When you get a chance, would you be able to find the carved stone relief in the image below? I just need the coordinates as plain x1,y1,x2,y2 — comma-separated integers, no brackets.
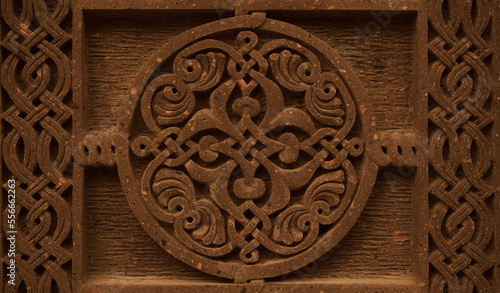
105,13,383,281
1,0,498,292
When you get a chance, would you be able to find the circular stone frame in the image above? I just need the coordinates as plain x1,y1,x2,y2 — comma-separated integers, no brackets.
114,13,381,281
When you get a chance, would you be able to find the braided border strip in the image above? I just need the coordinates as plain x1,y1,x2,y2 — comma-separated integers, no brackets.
1,0,73,292
428,0,496,291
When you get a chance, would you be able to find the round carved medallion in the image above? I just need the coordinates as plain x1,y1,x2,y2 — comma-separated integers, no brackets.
115,13,381,281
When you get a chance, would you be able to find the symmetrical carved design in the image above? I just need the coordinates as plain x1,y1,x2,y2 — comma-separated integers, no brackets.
428,0,495,291
1,0,497,290
112,13,384,281
1,0,73,292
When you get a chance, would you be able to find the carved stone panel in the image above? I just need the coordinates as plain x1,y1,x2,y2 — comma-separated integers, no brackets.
1,0,498,292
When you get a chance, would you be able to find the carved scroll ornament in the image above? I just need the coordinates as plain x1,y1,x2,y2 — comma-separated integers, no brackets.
86,13,389,281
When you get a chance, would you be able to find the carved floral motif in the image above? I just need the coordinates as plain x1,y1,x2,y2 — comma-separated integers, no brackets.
114,14,381,280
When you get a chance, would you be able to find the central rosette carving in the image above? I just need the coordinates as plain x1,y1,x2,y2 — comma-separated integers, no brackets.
131,29,364,264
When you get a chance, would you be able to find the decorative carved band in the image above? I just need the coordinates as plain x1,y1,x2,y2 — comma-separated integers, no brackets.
1,0,73,292
428,0,495,292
